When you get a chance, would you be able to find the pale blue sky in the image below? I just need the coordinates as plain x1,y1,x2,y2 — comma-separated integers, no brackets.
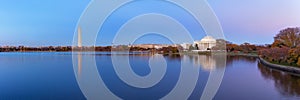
0,0,299,46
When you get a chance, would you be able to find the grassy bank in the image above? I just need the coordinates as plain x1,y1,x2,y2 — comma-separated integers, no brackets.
259,57,300,74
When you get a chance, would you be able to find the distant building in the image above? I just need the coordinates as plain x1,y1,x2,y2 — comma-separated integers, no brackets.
130,44,172,49
181,43,192,51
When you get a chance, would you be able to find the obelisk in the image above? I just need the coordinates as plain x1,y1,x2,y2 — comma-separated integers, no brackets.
78,27,82,48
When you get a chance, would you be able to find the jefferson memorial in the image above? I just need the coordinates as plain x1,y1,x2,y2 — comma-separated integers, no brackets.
194,36,217,51
181,36,217,51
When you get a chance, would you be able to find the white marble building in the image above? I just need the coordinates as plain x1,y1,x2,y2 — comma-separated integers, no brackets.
193,36,217,51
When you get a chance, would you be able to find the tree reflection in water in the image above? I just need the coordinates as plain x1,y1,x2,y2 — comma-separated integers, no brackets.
258,62,300,97
226,56,257,66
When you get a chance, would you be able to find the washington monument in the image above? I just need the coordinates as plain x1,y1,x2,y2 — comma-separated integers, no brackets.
77,27,82,47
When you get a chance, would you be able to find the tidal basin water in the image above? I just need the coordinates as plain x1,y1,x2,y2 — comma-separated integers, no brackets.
0,52,300,100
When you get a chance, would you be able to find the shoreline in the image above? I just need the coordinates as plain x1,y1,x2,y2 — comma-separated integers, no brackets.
226,52,258,57
258,57,300,74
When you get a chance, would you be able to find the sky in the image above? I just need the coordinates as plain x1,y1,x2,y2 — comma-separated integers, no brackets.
0,0,300,46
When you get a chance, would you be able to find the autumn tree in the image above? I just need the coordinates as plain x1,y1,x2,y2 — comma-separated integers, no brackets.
287,48,300,66
297,57,300,66
259,47,290,63
226,43,240,52
240,42,257,53
160,46,178,54
273,27,300,48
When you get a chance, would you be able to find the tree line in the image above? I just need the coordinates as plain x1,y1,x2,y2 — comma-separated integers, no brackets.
0,45,179,53
0,46,72,52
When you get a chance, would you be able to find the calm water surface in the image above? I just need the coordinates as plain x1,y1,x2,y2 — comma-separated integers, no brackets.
0,52,300,100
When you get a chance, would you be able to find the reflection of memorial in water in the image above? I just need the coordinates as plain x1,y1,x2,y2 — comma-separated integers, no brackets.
183,54,226,71
195,55,215,71
258,62,300,97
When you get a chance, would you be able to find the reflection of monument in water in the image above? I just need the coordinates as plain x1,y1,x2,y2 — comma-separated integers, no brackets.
183,55,216,71
194,55,216,71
